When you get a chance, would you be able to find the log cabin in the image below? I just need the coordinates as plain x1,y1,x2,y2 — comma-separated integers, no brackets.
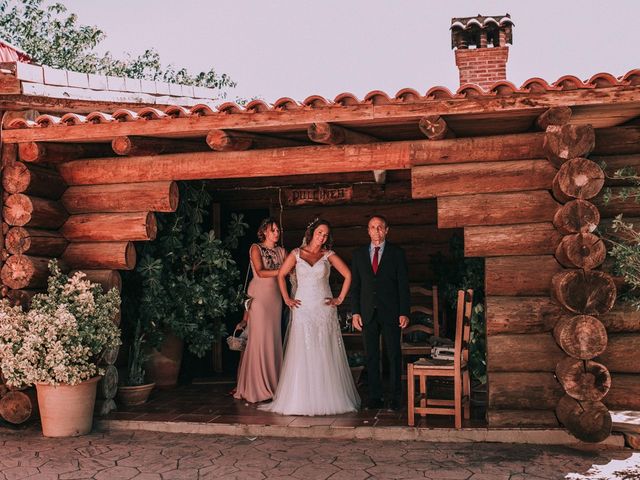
1,14,640,442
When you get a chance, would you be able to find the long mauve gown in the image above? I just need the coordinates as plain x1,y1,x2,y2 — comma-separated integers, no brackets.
234,244,285,403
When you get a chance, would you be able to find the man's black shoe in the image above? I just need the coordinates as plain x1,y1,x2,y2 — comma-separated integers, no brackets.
388,398,401,411
366,399,384,410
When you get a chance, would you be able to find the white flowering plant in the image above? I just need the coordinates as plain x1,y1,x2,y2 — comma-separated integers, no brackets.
0,260,121,387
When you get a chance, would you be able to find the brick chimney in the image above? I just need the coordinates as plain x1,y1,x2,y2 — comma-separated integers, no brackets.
451,14,513,89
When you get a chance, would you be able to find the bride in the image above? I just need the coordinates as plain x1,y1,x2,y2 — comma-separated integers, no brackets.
261,218,360,415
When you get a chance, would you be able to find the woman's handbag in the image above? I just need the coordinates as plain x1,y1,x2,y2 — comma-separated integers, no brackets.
227,327,247,351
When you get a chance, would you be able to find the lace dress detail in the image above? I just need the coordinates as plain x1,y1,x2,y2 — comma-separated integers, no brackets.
260,248,360,416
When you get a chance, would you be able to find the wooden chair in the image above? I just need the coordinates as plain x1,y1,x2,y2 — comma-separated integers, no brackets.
407,288,473,429
409,285,440,338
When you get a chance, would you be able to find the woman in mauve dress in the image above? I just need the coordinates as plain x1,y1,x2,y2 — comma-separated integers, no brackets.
234,218,285,403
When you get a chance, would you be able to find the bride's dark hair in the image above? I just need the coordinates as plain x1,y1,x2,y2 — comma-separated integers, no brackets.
303,218,333,249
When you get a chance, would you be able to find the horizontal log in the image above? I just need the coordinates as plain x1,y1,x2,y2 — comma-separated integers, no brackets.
552,270,617,315
487,409,559,428
555,395,611,443
553,200,600,235
0,255,52,289
555,357,610,402
604,374,640,410
280,201,437,230
487,296,640,335
437,190,560,228
71,269,122,293
486,296,563,335
593,187,640,218
464,222,562,257
488,333,564,372
18,141,112,163
61,181,178,214
62,242,136,270
542,124,595,168
418,116,453,140
536,106,572,131
5,227,68,256
3,194,68,229
488,372,563,409
4,289,39,308
412,159,556,199
61,212,157,242
551,158,604,203
2,162,66,199
207,129,305,151
593,126,640,155
307,122,377,145
57,134,546,186
596,334,640,373
485,255,561,296
553,315,607,360
112,136,208,156
554,233,606,270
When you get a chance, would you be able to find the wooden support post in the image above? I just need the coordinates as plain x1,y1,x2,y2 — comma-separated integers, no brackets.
307,122,377,144
5,227,68,256
543,124,595,168
551,270,616,315
0,254,53,289
112,136,207,156
553,315,608,359
3,194,68,229
551,158,605,203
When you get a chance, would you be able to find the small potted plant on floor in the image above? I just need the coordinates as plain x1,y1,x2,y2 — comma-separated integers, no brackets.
117,316,155,406
0,260,121,437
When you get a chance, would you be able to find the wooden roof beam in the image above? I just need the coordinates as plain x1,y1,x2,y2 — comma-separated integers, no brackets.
57,132,545,186
112,136,208,156
307,122,377,145
206,129,305,151
418,116,455,140
18,141,112,163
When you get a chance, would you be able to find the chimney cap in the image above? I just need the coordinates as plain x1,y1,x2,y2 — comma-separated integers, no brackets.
450,14,513,49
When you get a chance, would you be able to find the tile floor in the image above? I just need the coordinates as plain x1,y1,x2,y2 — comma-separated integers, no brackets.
105,379,486,430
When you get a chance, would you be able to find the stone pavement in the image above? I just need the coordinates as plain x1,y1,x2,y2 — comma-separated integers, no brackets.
0,425,638,479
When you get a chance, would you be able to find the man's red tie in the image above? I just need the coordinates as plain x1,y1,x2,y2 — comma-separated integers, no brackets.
372,246,380,274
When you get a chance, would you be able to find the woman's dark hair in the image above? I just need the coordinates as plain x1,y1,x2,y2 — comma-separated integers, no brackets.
257,217,280,243
304,218,333,249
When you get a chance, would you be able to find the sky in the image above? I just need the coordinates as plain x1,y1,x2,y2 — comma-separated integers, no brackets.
60,0,640,104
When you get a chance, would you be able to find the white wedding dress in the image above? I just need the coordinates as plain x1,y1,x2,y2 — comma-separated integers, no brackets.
261,248,360,415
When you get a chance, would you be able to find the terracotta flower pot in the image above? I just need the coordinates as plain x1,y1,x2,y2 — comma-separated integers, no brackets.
117,383,155,406
35,376,100,437
145,332,184,388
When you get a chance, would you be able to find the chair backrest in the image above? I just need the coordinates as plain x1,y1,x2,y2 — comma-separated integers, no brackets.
409,285,439,337
453,289,474,370
401,324,434,344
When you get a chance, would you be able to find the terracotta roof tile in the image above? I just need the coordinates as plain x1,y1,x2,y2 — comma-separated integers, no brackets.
6,67,639,130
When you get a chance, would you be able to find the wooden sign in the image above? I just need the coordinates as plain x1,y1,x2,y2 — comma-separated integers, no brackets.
284,186,353,206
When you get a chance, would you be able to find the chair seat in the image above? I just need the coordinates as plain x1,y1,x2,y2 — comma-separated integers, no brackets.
413,357,467,370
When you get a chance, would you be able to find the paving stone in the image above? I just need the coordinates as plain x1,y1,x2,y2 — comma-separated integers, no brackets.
2,466,39,480
365,464,425,479
130,474,161,480
176,454,214,470
327,469,371,480
420,466,473,479
199,464,240,479
94,466,140,480
160,468,199,479
332,453,375,470
292,463,340,480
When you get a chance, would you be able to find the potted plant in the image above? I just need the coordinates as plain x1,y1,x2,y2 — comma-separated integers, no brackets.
122,181,247,387
117,316,155,406
0,261,120,437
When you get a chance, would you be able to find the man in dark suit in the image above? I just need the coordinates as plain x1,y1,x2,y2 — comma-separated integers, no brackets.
351,215,410,411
